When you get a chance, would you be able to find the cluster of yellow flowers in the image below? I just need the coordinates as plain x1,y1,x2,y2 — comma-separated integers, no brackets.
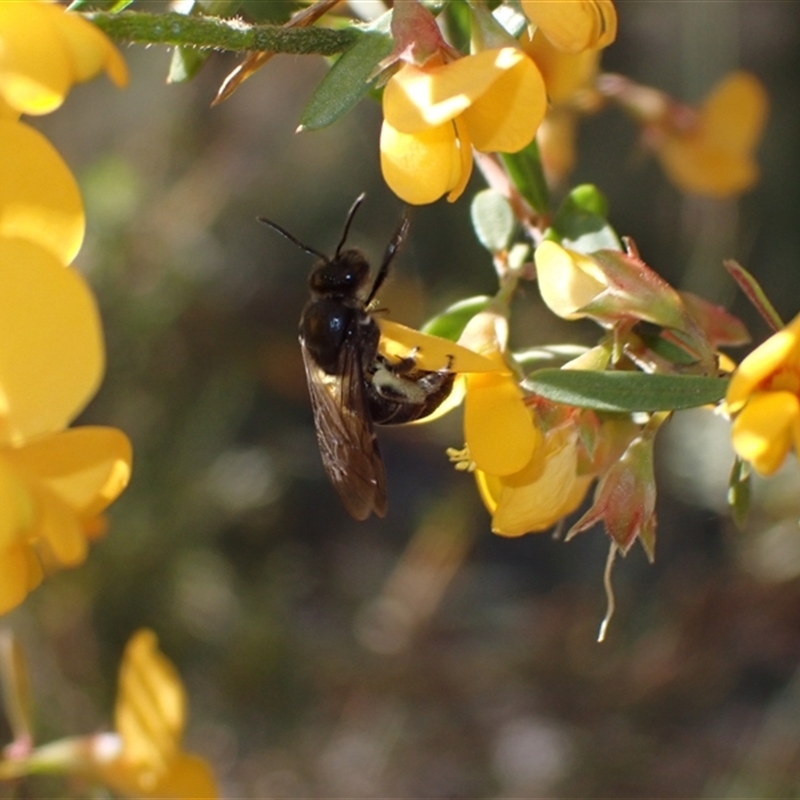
379,0,766,203
0,2,132,613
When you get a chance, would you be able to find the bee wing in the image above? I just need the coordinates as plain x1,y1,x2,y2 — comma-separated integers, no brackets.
300,338,387,520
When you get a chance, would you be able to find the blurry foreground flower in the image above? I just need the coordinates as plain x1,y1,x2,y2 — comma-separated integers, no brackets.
725,312,800,476
0,630,217,799
0,240,131,614
381,47,547,204
0,0,127,117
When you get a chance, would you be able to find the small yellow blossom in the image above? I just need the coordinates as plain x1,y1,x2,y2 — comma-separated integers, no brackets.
655,71,768,197
0,0,127,117
381,48,547,204
535,240,608,320
725,313,800,476
520,0,616,54
95,630,218,799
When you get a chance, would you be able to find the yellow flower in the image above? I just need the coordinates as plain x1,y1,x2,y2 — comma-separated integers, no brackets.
0,0,127,118
381,47,547,204
476,426,593,537
655,72,768,198
520,0,616,54
0,240,131,614
93,630,217,799
725,313,800,476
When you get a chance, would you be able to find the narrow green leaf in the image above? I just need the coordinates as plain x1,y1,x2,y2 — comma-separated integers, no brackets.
298,26,392,131
498,138,549,214
422,296,492,341
546,183,620,254
525,369,728,412
471,190,515,253
724,259,784,333
727,456,751,528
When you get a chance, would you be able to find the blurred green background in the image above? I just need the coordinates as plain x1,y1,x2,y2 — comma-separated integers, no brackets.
7,1,800,797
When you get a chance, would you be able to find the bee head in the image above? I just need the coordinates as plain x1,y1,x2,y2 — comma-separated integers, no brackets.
308,249,371,296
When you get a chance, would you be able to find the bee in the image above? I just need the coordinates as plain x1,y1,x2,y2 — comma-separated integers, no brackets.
259,195,455,520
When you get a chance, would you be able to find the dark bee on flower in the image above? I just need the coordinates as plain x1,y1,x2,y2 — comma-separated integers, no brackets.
259,195,455,519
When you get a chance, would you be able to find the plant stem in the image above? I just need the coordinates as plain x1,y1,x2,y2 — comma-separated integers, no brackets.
86,10,359,55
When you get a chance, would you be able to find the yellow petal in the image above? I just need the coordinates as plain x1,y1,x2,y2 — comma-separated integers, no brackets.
0,541,42,616
445,115,473,203
0,456,35,550
380,119,463,205
4,427,132,518
52,8,129,89
384,49,530,133
461,51,546,153
701,72,768,155
0,1,126,115
0,2,71,115
523,28,600,103
536,108,578,185
534,240,607,319
377,319,501,373
657,140,757,198
30,480,87,567
116,630,186,778
725,313,800,412
465,370,541,476
521,0,617,54
485,429,594,536
0,120,84,265
731,390,799,476
0,239,104,444
142,753,218,800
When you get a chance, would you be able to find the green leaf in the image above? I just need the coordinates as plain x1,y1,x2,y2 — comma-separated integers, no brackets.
727,456,751,528
498,139,549,214
471,190,515,253
298,21,393,131
168,47,210,83
525,369,729,412
545,184,621,253
422,296,492,341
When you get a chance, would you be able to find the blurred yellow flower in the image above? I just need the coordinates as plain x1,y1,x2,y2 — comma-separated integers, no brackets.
726,313,800,476
520,0,616,54
0,0,127,118
0,240,131,614
381,48,547,204
95,629,218,799
655,71,768,198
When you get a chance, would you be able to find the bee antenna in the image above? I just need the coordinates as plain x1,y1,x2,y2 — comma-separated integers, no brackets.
335,192,366,256
258,216,328,261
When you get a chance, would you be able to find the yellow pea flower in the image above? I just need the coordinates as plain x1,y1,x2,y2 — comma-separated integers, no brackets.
725,313,800,476
0,0,127,118
655,72,768,198
476,426,593,537
381,48,547,204
520,0,616,54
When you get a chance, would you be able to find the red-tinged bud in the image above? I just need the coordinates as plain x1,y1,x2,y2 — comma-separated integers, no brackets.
567,420,659,560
